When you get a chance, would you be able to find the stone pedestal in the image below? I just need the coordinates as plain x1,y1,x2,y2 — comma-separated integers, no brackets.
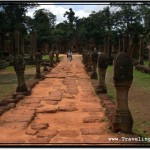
91,49,98,79
112,52,133,133
35,52,42,79
14,54,28,93
96,52,108,94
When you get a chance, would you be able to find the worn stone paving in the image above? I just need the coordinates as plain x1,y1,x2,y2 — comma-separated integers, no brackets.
0,55,140,146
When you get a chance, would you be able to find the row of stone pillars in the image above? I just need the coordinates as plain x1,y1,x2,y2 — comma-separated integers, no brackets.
14,51,42,95
82,50,133,133
103,33,150,68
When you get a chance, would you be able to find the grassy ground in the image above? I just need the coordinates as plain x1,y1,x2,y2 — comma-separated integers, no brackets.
42,55,58,62
105,64,150,139
0,65,39,100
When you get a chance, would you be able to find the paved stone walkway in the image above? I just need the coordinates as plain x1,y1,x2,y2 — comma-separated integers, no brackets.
0,55,140,146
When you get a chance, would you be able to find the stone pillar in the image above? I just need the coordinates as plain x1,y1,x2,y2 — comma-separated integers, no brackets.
112,52,133,133
35,51,42,79
91,49,98,79
14,54,28,93
139,38,144,65
96,52,108,93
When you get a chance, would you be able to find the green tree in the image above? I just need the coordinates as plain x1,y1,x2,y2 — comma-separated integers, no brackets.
33,8,56,47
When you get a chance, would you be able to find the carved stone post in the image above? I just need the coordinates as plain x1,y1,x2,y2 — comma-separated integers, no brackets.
96,52,108,93
91,48,98,79
14,54,28,92
35,51,42,79
112,52,133,133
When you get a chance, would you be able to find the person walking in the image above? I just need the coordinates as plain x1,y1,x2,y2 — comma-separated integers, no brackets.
67,50,72,61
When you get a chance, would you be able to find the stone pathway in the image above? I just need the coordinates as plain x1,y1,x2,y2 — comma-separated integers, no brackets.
0,55,141,146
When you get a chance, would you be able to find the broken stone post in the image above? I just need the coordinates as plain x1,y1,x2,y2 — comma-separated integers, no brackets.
35,51,42,79
112,52,133,133
96,52,108,93
91,48,98,79
14,54,28,93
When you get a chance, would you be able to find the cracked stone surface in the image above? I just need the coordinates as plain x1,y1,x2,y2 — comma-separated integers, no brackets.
0,54,140,145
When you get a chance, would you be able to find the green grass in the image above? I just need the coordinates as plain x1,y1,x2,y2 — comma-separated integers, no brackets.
106,65,116,101
42,55,60,62
144,60,149,66
106,65,150,100
0,65,38,100
133,69,150,90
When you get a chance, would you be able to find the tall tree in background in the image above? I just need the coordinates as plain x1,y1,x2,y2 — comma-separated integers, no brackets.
33,8,56,48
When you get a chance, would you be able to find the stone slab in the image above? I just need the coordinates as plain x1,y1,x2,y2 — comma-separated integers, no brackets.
80,128,106,135
58,130,79,137
36,129,58,138
83,116,104,123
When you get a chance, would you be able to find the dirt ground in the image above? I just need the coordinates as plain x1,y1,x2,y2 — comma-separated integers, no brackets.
0,54,149,146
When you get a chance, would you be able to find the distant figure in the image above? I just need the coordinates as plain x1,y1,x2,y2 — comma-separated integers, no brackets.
67,50,72,61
